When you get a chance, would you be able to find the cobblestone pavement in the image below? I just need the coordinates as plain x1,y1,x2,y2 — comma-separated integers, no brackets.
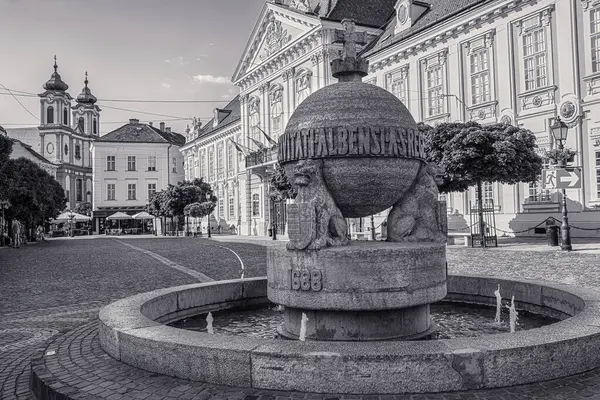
2,237,600,399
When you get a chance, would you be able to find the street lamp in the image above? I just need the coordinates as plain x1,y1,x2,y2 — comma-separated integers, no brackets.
206,193,212,238
0,200,10,247
550,116,572,252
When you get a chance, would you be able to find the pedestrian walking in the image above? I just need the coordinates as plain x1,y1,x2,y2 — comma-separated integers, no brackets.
11,219,21,248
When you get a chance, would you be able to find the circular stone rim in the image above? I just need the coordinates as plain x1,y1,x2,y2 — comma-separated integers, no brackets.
98,274,600,394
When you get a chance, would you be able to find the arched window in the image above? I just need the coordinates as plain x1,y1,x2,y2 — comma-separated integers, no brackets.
63,108,68,125
93,118,98,135
78,117,85,133
46,106,54,124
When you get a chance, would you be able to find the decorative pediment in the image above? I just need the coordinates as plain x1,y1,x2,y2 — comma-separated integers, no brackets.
232,3,319,83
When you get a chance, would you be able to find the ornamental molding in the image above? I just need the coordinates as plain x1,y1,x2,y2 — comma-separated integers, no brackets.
514,4,555,35
290,0,311,12
369,0,547,72
518,85,557,111
463,29,496,55
468,101,498,121
590,127,600,147
238,31,321,90
581,0,600,11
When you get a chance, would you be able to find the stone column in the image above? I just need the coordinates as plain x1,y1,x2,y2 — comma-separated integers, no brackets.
282,68,294,132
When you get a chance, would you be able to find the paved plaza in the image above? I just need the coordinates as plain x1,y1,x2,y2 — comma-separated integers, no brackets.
2,236,600,399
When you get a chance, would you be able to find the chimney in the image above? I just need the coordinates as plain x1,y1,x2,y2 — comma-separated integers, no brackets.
165,127,171,133
129,118,139,124
160,122,165,131
148,122,153,127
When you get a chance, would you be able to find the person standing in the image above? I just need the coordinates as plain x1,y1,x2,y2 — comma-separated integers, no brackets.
11,219,21,248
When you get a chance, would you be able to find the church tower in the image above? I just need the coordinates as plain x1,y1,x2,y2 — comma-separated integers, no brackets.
73,72,101,136
38,56,72,163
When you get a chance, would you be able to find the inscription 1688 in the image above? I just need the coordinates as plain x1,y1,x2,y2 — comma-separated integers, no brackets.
291,269,323,292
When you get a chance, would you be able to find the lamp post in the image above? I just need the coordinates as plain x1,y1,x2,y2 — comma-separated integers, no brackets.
550,116,572,252
0,200,10,247
206,193,212,238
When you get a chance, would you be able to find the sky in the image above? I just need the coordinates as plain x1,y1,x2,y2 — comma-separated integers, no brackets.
0,0,266,135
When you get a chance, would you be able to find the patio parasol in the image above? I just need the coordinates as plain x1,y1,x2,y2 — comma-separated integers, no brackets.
106,212,133,231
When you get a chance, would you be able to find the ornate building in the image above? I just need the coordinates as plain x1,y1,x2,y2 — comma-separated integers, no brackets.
229,0,385,236
363,0,600,235
179,98,243,234
6,58,100,210
186,0,600,238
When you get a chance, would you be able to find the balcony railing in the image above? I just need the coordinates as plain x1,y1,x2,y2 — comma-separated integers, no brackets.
245,145,278,169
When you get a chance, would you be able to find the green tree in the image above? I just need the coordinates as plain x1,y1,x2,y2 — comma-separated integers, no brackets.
420,121,543,245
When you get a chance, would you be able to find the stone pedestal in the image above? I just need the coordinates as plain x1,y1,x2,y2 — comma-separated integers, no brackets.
267,242,446,341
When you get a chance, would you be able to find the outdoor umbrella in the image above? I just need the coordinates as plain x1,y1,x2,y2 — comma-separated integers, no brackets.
133,211,154,233
106,212,133,231
132,211,153,220
52,212,92,223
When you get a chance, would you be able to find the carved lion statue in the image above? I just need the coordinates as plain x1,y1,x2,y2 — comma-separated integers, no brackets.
286,159,348,251
387,162,447,243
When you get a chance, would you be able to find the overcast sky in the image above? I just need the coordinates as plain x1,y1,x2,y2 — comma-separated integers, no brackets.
0,0,265,135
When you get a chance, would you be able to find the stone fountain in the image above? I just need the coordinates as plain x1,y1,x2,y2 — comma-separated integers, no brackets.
87,18,600,397
268,19,447,341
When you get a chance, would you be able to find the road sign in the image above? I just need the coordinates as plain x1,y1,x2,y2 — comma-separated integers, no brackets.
542,168,582,189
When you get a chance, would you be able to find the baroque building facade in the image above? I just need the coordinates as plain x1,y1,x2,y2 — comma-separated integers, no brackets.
5,59,100,210
186,0,600,238
180,98,243,234
364,0,600,236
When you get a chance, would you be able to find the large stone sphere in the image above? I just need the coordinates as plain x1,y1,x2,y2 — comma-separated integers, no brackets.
279,81,425,218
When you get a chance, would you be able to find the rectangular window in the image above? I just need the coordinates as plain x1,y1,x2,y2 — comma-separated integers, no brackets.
147,155,156,171
217,146,224,181
227,143,235,176
127,183,136,200
470,50,490,105
172,157,177,173
523,27,547,91
127,156,136,171
596,151,600,198
200,152,205,180
229,197,235,219
219,198,224,218
389,70,407,104
483,182,493,203
426,65,444,116
148,183,156,200
76,179,83,202
591,8,600,73
208,150,215,181
252,193,260,217
529,159,551,202
107,183,115,201
106,156,115,171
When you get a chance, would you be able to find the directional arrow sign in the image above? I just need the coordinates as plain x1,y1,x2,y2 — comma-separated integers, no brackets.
543,168,582,189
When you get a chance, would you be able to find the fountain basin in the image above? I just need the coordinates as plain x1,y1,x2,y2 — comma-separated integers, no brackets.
99,275,600,394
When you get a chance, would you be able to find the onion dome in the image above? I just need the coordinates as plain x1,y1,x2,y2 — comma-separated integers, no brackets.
76,72,97,104
43,56,69,92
